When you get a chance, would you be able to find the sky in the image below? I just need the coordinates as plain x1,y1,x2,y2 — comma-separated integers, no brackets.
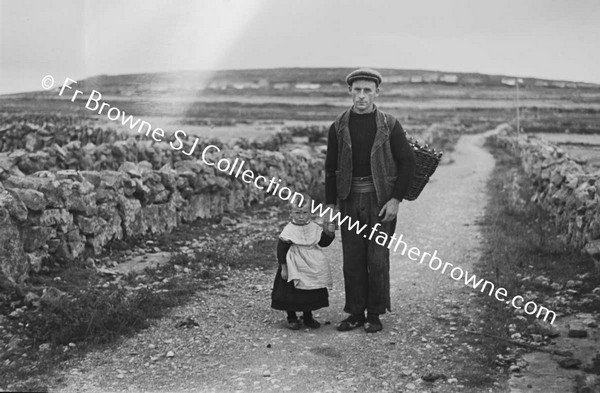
1,0,599,95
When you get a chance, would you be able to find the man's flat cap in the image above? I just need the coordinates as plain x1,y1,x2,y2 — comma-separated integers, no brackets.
345,68,383,87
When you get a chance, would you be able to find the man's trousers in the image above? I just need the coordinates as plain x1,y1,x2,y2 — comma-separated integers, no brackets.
339,191,396,315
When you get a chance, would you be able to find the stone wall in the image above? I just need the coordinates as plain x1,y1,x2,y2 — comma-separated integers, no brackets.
0,114,295,178
0,114,129,153
0,138,213,176
0,144,323,285
489,125,600,263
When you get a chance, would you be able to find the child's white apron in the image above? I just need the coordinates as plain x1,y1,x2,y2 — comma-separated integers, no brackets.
279,222,333,290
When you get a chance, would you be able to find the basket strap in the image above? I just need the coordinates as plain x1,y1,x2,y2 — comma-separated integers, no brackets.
383,112,409,138
382,112,393,132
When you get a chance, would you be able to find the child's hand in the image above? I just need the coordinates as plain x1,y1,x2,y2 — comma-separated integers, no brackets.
281,265,288,280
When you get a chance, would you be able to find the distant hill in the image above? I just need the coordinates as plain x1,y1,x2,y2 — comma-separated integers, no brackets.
3,67,599,123
67,67,599,97
3,68,598,100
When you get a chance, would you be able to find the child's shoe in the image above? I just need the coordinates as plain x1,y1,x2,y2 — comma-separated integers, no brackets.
303,318,321,329
287,318,300,330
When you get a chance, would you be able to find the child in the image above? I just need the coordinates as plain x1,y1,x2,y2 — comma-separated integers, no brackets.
271,194,335,330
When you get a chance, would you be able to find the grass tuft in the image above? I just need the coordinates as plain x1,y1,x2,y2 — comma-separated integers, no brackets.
0,215,278,391
473,138,600,333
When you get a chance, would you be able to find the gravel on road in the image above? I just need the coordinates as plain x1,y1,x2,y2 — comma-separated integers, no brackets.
52,130,504,393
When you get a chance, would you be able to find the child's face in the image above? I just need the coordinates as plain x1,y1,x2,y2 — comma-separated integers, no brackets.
290,203,311,225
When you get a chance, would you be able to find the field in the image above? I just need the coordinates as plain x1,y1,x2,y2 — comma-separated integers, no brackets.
534,133,600,169
2,94,598,138
3,71,599,170
2,68,600,392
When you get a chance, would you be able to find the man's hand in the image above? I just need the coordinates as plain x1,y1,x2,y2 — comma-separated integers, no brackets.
322,221,335,235
281,264,288,280
325,204,338,230
378,198,400,222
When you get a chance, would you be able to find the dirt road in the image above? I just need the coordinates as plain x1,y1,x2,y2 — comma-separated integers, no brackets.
53,129,501,393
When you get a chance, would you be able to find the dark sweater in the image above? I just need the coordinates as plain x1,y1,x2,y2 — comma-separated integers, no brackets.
325,110,415,204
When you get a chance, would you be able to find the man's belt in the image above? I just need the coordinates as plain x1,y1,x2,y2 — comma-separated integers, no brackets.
351,176,376,193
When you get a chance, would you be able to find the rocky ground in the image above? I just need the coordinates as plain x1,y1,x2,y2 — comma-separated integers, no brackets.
3,129,598,392
508,312,600,392
42,130,507,393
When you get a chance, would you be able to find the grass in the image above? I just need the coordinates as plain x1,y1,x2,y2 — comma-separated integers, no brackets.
0,206,279,392
470,138,600,342
433,136,600,389
2,98,598,391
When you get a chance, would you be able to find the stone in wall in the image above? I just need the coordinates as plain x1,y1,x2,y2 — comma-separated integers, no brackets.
54,227,85,261
0,215,29,284
119,161,142,178
68,192,97,215
8,188,46,211
99,171,125,190
79,171,102,188
0,190,27,223
158,164,177,190
118,196,145,237
31,208,72,228
77,216,107,235
60,177,97,216
181,193,212,222
21,226,56,253
143,171,170,204
86,213,122,254
142,203,178,234
37,177,66,209
3,174,48,191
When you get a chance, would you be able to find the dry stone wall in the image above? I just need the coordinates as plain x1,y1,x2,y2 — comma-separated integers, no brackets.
0,114,129,153
0,114,295,177
490,125,600,263
0,134,323,285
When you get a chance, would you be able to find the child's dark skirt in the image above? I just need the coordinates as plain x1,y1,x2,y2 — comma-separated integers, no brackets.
271,265,329,311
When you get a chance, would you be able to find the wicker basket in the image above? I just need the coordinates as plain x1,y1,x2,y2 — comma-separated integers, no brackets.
404,141,442,201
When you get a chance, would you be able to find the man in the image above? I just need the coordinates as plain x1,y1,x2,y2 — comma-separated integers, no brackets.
325,68,416,333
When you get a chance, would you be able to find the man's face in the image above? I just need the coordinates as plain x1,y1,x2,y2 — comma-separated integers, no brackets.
349,79,379,114
290,203,311,225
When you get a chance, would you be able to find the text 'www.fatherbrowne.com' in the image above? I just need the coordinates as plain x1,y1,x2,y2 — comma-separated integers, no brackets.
310,201,557,325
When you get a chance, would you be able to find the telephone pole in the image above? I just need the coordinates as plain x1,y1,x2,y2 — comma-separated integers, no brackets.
516,79,520,133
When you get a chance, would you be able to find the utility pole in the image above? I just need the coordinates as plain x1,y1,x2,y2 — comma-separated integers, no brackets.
516,79,520,134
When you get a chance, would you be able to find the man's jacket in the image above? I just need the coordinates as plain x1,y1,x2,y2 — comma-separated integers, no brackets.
332,105,411,206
